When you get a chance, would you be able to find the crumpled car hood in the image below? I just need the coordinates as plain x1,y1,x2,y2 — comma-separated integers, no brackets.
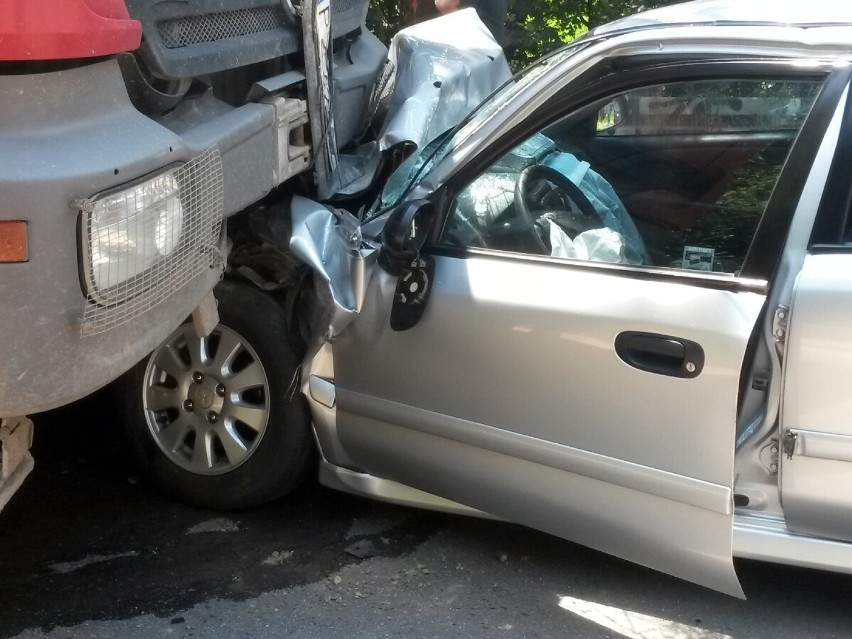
377,8,510,153
291,9,510,339
334,8,509,194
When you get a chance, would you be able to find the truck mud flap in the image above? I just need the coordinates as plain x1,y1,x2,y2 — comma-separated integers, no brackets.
0,417,34,513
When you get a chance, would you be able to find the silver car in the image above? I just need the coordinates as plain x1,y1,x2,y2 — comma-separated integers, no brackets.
123,0,852,597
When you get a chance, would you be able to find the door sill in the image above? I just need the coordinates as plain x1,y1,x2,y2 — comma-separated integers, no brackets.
734,511,852,574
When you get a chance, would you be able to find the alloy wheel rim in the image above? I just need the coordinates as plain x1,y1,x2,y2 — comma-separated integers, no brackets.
142,323,271,475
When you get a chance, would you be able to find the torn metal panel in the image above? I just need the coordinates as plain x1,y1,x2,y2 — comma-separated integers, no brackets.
377,8,511,153
333,142,383,196
332,9,511,197
289,195,378,340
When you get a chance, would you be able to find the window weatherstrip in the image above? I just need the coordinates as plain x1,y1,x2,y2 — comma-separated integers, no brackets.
429,246,768,295
809,77,852,246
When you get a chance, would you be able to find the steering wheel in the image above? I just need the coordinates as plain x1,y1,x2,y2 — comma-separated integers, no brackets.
514,164,600,253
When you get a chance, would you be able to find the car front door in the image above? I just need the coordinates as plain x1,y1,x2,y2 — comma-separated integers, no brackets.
330,56,840,596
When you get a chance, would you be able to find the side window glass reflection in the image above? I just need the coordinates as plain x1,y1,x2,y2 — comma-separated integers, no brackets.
441,77,823,275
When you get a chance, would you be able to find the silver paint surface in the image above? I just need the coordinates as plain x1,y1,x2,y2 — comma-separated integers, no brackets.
781,253,852,542
331,255,763,597
288,8,852,596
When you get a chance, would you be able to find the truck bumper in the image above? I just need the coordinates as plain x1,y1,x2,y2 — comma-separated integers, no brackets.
0,60,246,416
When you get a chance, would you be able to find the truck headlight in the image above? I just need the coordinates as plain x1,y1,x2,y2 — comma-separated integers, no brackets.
78,147,224,336
83,169,184,301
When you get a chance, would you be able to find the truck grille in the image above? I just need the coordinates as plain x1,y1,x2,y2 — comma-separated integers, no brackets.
157,6,286,49
331,0,360,11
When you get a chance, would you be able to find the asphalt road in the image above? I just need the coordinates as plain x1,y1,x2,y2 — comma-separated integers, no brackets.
2,389,852,639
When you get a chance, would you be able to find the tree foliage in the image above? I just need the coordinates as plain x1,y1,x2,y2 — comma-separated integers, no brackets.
366,0,680,70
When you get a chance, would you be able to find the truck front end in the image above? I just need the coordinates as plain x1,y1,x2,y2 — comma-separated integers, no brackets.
0,0,383,510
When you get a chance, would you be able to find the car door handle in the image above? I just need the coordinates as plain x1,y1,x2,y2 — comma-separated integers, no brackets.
615,331,704,378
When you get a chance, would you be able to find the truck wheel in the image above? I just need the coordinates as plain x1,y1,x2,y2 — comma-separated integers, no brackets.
123,279,313,509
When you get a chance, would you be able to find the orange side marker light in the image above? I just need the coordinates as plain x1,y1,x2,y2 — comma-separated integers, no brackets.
0,221,28,263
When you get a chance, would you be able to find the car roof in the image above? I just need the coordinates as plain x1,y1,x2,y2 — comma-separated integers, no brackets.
593,0,852,35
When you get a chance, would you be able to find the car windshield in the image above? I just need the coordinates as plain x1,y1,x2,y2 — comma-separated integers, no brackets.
378,41,589,210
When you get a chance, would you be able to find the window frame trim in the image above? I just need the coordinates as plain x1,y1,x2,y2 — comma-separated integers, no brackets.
741,64,852,278
808,77,852,247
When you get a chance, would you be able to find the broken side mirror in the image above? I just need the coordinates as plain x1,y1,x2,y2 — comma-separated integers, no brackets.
377,199,438,331
377,199,436,276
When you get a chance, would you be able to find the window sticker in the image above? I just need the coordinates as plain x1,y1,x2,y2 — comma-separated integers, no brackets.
682,246,715,271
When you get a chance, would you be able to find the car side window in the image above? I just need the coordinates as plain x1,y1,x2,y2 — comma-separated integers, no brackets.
440,77,823,274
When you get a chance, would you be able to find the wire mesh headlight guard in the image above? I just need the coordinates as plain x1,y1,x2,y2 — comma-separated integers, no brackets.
78,147,225,336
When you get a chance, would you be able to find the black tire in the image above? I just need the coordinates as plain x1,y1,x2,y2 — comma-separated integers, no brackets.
122,279,313,509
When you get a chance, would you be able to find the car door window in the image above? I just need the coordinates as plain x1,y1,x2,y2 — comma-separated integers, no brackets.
440,77,822,275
